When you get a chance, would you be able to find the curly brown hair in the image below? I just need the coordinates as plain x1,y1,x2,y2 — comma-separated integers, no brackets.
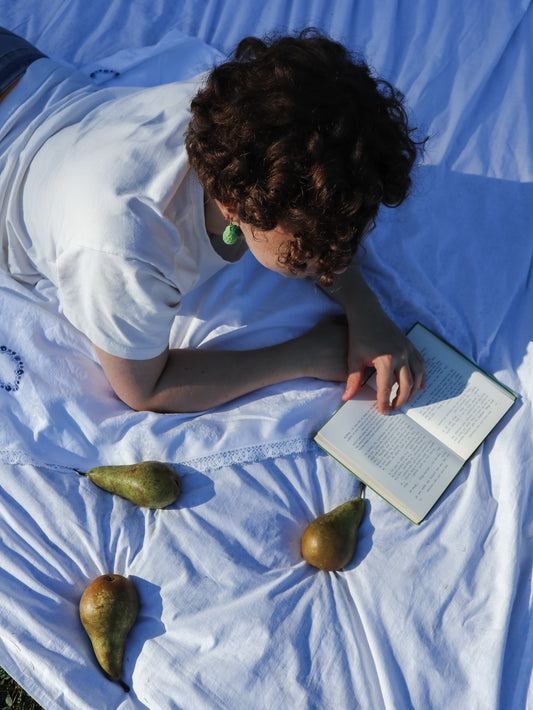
185,29,424,284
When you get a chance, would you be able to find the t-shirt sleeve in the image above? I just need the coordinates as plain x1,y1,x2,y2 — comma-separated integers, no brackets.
57,245,181,360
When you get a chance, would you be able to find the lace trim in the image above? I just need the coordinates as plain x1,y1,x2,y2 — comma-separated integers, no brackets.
179,437,316,472
0,437,319,473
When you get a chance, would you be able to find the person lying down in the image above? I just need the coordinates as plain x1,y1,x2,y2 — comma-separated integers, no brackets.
0,26,425,415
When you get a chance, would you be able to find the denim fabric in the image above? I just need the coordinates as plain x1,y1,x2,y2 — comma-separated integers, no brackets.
0,27,46,95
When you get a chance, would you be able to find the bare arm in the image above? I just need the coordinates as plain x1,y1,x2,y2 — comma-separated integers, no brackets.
319,262,425,413
94,316,348,413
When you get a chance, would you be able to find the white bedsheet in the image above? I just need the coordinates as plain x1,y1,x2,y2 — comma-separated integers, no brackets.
0,2,531,709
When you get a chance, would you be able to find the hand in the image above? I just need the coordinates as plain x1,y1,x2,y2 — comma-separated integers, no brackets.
318,262,425,414
342,315,426,414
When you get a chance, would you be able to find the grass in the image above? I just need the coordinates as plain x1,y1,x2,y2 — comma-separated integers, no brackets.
0,668,42,710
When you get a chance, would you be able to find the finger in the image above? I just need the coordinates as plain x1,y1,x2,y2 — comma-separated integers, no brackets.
410,347,426,391
342,368,365,401
375,362,395,415
415,352,426,391
391,365,414,409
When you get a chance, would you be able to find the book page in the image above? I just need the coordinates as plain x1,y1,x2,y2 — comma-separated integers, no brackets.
315,388,464,522
401,325,516,459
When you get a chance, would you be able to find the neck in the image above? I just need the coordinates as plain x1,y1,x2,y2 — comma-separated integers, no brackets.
204,197,228,236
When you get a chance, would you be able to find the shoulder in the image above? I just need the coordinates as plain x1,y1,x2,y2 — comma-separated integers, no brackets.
24,83,195,254
56,245,182,359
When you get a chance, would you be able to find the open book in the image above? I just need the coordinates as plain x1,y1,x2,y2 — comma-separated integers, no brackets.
314,323,517,524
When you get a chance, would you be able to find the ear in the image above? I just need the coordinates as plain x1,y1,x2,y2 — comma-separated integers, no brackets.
214,199,238,222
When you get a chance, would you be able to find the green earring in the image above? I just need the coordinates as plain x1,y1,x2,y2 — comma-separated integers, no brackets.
222,223,242,245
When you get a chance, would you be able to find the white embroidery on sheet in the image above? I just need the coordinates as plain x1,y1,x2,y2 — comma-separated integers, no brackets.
0,345,24,392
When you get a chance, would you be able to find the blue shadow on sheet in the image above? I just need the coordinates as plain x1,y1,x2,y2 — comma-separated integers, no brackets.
174,466,215,508
127,576,166,709
342,498,374,572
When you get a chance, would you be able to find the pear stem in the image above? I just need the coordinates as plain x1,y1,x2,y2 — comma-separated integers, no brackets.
357,481,365,499
104,672,130,692
73,468,88,476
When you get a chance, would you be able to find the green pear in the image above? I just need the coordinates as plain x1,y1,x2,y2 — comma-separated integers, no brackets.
79,460,182,508
301,486,366,571
79,574,139,690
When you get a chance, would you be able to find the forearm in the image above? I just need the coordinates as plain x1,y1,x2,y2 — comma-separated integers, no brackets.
95,315,349,414
145,341,307,413
319,262,385,325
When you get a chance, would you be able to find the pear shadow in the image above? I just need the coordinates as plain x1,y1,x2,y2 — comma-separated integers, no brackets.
119,688,151,709
123,577,166,706
129,576,166,641
343,498,375,571
171,466,215,509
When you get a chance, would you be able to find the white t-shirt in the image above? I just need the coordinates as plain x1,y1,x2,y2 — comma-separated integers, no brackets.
0,58,231,360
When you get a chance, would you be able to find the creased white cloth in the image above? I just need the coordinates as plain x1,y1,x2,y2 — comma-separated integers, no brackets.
0,3,531,710
0,254,343,472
